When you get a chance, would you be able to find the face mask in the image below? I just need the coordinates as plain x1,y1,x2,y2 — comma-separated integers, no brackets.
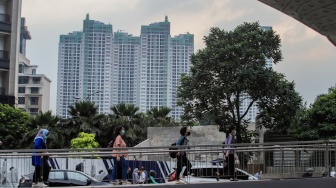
121,130,125,135
43,132,49,140
186,132,191,136
232,130,236,136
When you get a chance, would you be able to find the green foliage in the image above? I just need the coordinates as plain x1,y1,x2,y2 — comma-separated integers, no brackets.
21,111,63,149
146,106,174,127
71,132,99,149
110,103,145,146
67,100,104,135
0,104,29,149
178,22,302,143
295,86,336,140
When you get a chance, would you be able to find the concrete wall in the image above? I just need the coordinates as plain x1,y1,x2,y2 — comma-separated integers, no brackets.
147,125,225,147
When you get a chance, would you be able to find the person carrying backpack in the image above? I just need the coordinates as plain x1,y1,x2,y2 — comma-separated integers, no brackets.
175,127,192,184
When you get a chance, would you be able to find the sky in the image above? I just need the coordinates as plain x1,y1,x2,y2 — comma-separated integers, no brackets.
22,0,336,114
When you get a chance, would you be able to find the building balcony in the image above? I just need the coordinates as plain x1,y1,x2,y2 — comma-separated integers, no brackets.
0,13,11,33
0,50,9,70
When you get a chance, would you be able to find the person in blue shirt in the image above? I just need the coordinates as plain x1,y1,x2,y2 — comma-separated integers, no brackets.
32,129,49,186
175,127,192,184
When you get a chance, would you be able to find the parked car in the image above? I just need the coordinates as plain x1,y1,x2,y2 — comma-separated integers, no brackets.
18,169,110,187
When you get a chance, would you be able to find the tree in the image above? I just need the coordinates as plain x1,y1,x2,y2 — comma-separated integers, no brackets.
67,100,104,135
0,104,29,149
178,22,301,143
295,86,336,140
110,103,144,146
70,132,99,149
21,111,64,149
146,106,174,127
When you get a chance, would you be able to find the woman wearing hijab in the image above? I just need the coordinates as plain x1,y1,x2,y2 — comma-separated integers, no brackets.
32,129,49,186
111,126,129,185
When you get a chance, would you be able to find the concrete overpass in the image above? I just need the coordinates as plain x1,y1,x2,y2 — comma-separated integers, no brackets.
258,0,336,46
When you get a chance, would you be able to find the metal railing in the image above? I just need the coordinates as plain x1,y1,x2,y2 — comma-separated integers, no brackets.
0,140,335,187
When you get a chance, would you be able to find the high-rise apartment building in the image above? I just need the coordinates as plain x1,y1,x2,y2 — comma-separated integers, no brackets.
0,0,22,106
57,14,112,118
57,31,82,118
139,16,171,112
57,16,194,120
111,31,140,106
170,33,194,120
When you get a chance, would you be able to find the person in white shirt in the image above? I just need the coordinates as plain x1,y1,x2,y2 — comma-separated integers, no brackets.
139,170,146,184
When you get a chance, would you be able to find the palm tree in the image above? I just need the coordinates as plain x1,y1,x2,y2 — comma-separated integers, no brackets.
67,100,104,136
110,103,144,146
147,106,174,127
21,111,64,149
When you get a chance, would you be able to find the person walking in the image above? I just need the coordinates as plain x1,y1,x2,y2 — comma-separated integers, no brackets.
224,125,236,181
32,129,49,187
175,127,192,184
111,126,129,185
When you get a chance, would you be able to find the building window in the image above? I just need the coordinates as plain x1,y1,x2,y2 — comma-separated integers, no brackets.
18,76,29,84
29,108,39,114
19,64,24,73
18,97,25,104
32,77,41,84
30,97,39,105
32,69,36,75
18,87,26,93
31,87,39,94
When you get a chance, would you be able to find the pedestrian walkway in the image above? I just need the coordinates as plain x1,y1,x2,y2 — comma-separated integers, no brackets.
112,178,336,188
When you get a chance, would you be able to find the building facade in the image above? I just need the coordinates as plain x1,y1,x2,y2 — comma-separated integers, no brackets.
57,16,194,120
17,17,51,114
170,33,194,120
111,31,140,106
57,14,113,118
139,16,172,113
0,0,21,106
17,54,51,114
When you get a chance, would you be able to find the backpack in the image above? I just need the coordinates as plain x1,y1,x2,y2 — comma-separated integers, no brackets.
169,137,186,158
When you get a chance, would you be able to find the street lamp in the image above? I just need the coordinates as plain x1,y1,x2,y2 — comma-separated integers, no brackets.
86,90,102,101
75,90,102,101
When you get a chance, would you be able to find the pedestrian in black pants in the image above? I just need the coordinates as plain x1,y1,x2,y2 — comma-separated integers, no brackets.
224,126,236,181
175,127,192,184
32,129,50,187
